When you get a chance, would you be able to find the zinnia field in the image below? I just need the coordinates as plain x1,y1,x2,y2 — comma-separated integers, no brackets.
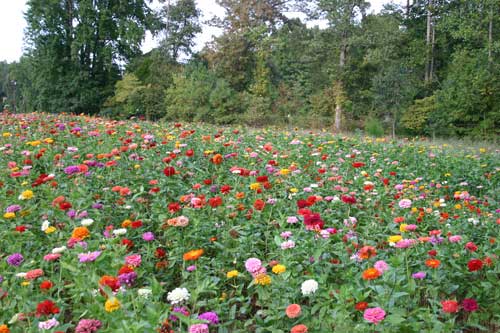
0,112,498,333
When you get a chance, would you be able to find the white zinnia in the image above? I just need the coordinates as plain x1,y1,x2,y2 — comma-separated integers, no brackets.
113,228,127,236
167,287,190,304
52,246,67,254
301,279,319,295
138,288,152,298
41,220,50,231
81,218,94,226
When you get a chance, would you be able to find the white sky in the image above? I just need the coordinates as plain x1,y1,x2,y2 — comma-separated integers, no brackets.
0,0,404,63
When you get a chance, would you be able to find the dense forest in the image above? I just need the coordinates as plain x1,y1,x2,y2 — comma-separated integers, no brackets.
0,0,499,139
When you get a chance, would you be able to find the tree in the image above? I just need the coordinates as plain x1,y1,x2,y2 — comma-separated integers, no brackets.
315,0,370,131
158,0,202,61
24,0,156,114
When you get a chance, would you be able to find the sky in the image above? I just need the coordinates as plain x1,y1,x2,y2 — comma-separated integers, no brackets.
0,0,404,63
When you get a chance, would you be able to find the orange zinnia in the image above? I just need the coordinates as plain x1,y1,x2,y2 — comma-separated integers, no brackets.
183,249,204,261
425,259,441,268
358,246,377,260
212,154,223,165
362,267,381,280
71,226,90,240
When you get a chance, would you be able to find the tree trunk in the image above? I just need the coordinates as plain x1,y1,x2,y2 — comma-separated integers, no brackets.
406,0,411,17
488,8,493,63
430,23,435,82
425,0,433,83
335,36,347,132
392,115,396,139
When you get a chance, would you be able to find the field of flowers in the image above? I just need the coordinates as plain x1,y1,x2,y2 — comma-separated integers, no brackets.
0,112,498,333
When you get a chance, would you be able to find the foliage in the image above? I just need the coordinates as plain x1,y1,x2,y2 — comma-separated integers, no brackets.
364,117,384,137
158,0,202,60
402,95,437,134
0,0,497,140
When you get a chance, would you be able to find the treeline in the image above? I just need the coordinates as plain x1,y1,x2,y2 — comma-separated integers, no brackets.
1,0,499,139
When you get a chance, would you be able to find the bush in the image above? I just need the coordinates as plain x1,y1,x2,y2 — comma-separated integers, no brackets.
364,117,385,137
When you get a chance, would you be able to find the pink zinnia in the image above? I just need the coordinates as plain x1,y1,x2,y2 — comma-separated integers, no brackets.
364,307,386,325
448,235,462,243
75,319,102,333
188,323,209,333
43,253,62,261
245,258,262,273
374,260,389,274
125,254,142,267
398,199,412,209
395,239,416,248
26,269,44,280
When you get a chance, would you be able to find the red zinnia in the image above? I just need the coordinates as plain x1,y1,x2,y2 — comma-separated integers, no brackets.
36,300,60,317
163,166,176,176
39,280,54,291
352,162,365,168
441,300,459,313
341,195,357,205
253,199,266,211
209,197,223,208
461,298,478,312
303,213,324,230
467,259,483,272
355,301,369,311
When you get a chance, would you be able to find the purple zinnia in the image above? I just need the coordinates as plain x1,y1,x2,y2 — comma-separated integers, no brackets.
412,271,426,279
170,306,190,322
64,165,80,175
198,311,219,325
142,232,155,242
118,271,137,287
92,203,103,209
5,205,21,213
78,251,102,263
7,253,24,266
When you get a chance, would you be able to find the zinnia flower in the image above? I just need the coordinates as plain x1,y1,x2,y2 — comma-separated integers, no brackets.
425,259,441,269
6,253,23,266
167,287,190,304
188,324,209,333
38,318,59,330
467,259,483,272
461,298,478,312
290,324,308,333
398,199,412,208
412,272,426,279
104,298,121,312
245,258,262,273
78,251,101,263
441,300,459,313
301,279,318,295
285,304,301,318
363,307,386,325
75,319,102,333
198,311,219,325
362,268,382,280
183,249,204,261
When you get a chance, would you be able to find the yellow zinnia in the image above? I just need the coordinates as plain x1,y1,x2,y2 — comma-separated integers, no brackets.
104,298,121,312
272,264,286,275
254,274,271,286
388,235,402,244
226,270,239,278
